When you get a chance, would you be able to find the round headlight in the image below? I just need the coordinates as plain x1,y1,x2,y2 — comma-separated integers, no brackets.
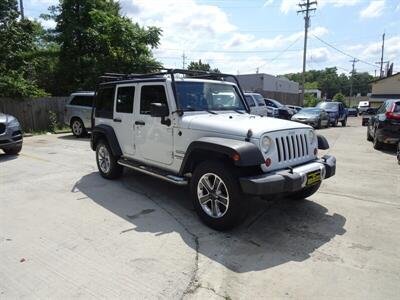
7,117,20,128
261,136,272,153
308,130,316,144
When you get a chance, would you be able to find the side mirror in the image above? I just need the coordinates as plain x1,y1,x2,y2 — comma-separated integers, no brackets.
150,103,171,126
150,103,169,117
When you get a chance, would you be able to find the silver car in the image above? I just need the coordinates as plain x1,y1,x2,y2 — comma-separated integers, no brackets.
64,92,94,137
291,108,330,129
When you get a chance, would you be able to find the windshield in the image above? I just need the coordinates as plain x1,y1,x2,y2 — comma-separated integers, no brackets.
268,99,283,108
253,94,266,106
300,108,321,115
175,82,245,111
317,102,338,110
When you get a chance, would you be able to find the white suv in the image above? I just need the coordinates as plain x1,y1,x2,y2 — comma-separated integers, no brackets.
91,69,336,230
244,92,277,117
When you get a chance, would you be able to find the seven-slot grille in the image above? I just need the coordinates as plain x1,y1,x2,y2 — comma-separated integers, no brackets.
275,133,310,162
0,123,5,135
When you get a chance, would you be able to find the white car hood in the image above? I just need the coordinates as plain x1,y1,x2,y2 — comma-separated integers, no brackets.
181,113,311,138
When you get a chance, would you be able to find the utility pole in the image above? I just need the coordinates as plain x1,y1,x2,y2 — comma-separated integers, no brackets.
349,58,358,107
19,0,24,19
379,33,385,78
297,0,317,105
182,52,187,69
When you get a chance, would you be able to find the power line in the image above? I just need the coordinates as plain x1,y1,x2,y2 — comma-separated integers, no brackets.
312,34,378,68
297,0,317,103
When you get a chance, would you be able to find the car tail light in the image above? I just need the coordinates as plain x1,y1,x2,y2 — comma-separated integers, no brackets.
385,103,400,120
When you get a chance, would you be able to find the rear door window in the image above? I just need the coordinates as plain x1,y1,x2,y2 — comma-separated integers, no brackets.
70,95,94,107
116,86,135,113
95,86,115,119
245,96,256,107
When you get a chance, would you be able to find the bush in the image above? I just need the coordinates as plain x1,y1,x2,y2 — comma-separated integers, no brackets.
304,95,319,107
48,110,58,132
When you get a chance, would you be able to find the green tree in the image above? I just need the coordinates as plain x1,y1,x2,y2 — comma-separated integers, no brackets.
187,60,220,73
333,92,345,102
44,0,162,95
0,0,48,97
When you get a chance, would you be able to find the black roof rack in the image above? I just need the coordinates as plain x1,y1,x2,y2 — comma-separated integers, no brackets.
98,68,248,113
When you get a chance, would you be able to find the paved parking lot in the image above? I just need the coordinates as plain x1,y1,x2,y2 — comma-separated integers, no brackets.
1,117,399,299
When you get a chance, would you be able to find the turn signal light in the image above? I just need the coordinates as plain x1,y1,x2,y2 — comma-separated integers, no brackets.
265,158,272,167
232,153,240,161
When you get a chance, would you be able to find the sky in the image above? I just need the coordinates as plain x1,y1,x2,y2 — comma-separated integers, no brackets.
24,0,400,76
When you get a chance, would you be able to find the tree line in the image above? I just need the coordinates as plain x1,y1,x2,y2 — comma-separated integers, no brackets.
0,0,161,97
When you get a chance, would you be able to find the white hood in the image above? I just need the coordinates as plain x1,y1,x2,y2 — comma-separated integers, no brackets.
180,113,311,138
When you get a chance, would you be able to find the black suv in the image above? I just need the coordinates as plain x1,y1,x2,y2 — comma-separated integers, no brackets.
367,99,400,150
264,98,295,120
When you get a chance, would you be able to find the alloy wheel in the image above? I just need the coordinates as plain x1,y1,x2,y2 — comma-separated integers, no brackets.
197,173,230,218
98,145,111,173
72,120,83,136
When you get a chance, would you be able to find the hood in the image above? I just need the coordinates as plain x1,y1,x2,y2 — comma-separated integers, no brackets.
293,113,317,119
181,113,311,138
0,113,8,123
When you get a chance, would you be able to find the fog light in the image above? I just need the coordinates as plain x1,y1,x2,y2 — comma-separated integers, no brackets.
314,148,318,156
265,158,272,167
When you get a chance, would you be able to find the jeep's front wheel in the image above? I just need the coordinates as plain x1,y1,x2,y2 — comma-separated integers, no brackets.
190,161,244,230
96,139,123,179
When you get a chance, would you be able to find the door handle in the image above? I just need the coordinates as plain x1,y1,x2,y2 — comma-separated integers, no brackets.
113,118,122,123
135,121,145,126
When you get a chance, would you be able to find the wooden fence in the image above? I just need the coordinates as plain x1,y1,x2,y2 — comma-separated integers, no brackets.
0,97,69,132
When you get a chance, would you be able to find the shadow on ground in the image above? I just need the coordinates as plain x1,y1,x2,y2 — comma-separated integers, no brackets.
74,170,346,273
0,153,19,162
57,134,91,142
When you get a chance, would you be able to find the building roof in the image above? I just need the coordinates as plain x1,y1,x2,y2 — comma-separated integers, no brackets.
369,72,400,84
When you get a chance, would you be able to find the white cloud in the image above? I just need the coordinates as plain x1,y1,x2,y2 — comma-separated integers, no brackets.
280,0,360,14
263,0,274,6
360,0,385,18
308,47,330,63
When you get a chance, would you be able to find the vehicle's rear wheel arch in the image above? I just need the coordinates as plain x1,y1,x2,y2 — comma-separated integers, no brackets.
91,125,122,157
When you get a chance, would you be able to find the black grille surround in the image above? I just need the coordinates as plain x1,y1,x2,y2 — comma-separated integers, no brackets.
0,123,5,134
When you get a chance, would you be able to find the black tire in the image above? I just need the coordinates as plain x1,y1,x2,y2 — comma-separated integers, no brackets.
190,160,244,231
71,118,86,138
326,120,330,128
367,127,373,141
341,118,347,127
316,119,322,129
3,144,22,155
96,139,123,179
288,183,321,201
373,129,384,150
397,142,400,165
332,118,338,127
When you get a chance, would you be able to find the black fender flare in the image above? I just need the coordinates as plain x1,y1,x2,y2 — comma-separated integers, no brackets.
317,134,330,150
91,124,122,156
179,137,265,175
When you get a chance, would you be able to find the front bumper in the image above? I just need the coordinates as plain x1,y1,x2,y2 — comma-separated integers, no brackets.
0,129,23,149
240,155,336,195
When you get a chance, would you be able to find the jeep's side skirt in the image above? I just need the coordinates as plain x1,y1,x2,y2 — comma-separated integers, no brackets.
118,158,188,186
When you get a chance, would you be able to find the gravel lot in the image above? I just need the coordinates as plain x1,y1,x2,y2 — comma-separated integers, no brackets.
1,117,399,299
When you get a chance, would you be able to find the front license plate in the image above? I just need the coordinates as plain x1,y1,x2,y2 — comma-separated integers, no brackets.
306,170,321,186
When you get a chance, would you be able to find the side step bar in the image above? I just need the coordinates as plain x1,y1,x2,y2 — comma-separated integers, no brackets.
118,158,188,186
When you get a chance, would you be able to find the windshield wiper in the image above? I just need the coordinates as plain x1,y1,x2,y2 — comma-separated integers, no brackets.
233,109,244,114
205,109,217,115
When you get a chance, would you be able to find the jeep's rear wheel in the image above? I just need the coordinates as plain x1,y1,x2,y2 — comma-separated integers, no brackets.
96,139,123,179
288,183,321,201
190,161,244,230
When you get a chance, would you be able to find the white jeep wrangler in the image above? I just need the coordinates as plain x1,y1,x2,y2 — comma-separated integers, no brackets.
91,69,336,230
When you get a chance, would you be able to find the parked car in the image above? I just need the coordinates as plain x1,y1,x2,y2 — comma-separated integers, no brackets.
347,107,358,117
362,108,378,126
358,101,370,115
397,141,400,165
244,93,276,117
286,105,303,113
367,99,400,150
0,113,23,155
316,101,347,127
64,91,95,137
264,98,295,120
291,108,330,129
91,69,336,230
